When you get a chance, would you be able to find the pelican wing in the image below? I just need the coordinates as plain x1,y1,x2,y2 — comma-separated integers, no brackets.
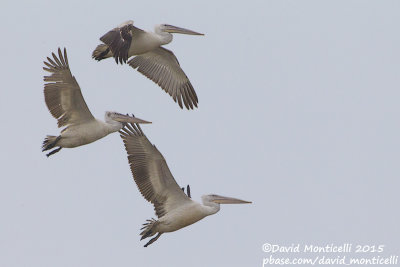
128,47,198,110
100,20,144,64
43,48,94,127
119,123,191,218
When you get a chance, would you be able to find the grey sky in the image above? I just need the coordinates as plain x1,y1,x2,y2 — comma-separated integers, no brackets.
1,1,399,266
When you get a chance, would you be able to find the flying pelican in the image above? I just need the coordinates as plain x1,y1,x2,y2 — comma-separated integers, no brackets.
119,123,251,247
92,20,204,110
42,48,151,157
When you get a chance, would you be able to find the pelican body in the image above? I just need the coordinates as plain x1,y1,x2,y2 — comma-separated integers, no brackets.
42,48,151,157
119,123,251,247
149,194,247,234
92,21,204,110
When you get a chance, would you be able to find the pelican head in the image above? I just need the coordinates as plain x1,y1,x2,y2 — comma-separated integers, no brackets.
202,194,252,205
157,24,204,36
105,111,151,125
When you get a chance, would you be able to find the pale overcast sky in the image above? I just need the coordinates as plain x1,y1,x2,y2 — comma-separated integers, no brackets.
1,1,399,266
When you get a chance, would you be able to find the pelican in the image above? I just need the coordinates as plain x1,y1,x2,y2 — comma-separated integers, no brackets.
42,48,151,157
119,123,251,247
92,20,204,110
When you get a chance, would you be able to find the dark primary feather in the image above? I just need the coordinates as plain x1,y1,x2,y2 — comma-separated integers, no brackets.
100,23,134,64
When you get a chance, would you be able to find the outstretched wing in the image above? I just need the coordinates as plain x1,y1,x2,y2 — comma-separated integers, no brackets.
119,123,191,218
128,47,198,110
100,20,144,64
43,48,95,127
